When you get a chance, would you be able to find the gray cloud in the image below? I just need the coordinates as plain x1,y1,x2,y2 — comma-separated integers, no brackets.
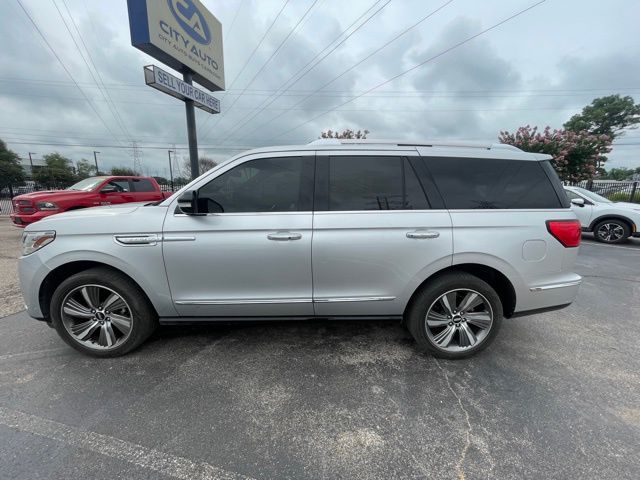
0,0,638,173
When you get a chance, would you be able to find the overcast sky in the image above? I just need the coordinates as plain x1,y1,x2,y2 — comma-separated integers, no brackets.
1,0,639,177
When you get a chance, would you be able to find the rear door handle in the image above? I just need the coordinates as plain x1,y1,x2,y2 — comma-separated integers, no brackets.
406,230,440,239
267,231,302,241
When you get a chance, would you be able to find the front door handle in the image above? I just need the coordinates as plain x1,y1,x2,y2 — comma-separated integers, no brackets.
267,231,302,241
406,230,440,239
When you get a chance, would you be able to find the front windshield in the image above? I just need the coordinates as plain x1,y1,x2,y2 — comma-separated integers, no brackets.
66,177,105,191
573,187,612,204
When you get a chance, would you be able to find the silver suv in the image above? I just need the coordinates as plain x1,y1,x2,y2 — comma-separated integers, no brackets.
19,139,582,359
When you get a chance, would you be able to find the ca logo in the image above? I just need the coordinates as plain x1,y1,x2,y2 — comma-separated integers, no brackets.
168,0,212,45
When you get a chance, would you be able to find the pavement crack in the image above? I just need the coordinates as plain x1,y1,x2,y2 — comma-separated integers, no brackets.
435,359,472,480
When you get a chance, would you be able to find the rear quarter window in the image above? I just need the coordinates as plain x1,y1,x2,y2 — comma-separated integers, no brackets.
131,179,156,192
425,157,565,209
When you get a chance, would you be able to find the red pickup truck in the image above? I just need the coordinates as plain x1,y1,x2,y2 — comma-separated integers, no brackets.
11,176,173,227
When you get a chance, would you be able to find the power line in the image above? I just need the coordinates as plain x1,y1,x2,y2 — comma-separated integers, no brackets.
14,0,123,146
198,0,292,136
222,0,454,144
201,0,321,140
224,0,247,43
2,76,639,96
59,0,131,142
4,89,639,106
51,0,129,144
206,0,391,143
271,0,549,141
4,140,252,150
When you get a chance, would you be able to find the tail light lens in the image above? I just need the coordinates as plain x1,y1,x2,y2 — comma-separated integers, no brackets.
546,220,581,247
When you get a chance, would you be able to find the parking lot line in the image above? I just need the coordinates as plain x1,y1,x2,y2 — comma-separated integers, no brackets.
0,407,254,480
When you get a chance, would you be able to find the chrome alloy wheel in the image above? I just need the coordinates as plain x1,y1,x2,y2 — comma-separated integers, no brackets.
425,289,493,352
597,222,625,242
60,284,133,350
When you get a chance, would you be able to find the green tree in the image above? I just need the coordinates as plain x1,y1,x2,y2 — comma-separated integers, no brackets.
76,159,97,180
152,176,169,184
564,95,640,170
499,126,611,182
600,167,640,180
320,128,369,139
0,139,25,188
564,95,640,138
33,153,76,185
110,166,140,176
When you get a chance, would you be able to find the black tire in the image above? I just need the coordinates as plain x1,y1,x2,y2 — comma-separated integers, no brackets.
50,267,157,357
593,219,630,244
406,272,503,360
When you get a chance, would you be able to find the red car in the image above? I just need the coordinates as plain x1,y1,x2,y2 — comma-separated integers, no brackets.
11,176,173,227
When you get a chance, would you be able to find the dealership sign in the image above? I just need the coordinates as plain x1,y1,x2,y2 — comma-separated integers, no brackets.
127,0,225,91
144,65,219,113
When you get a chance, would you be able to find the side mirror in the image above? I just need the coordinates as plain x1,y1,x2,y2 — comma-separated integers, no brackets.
177,190,199,215
101,185,118,194
570,198,585,207
177,190,224,215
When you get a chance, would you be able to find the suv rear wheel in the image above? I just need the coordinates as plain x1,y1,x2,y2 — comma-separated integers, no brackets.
594,219,630,244
407,272,503,359
50,267,157,357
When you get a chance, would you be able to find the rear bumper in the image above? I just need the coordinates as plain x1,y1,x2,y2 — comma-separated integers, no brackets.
514,274,582,315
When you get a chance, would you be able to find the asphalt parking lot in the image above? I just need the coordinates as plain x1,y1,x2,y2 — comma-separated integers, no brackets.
0,220,638,479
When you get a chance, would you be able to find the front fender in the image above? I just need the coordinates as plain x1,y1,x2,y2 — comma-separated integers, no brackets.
41,248,178,317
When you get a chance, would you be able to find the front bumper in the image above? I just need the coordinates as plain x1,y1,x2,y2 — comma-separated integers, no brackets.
10,210,56,227
18,251,51,319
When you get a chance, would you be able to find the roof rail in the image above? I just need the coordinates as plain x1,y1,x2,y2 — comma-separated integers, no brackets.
307,138,522,151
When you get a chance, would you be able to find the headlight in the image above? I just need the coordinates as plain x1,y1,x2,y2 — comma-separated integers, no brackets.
22,231,56,256
37,201,59,211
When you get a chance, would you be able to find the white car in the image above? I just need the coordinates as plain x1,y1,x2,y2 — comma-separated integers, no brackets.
565,186,640,243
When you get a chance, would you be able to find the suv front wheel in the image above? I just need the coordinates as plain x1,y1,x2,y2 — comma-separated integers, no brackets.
50,267,157,357
407,272,503,359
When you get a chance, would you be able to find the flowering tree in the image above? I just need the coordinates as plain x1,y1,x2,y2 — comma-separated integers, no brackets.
498,126,611,182
320,128,369,139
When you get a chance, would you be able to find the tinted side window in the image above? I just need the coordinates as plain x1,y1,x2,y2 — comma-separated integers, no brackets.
327,156,429,211
105,179,130,192
198,157,313,213
426,157,563,209
131,179,155,192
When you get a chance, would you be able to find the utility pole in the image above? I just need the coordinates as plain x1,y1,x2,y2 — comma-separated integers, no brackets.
93,151,100,175
183,71,199,179
168,149,175,191
28,152,36,178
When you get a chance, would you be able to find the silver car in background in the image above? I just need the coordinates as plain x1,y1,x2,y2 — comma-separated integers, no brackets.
19,139,582,359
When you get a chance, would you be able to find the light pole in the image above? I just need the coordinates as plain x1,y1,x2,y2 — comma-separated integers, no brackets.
168,149,175,191
93,151,100,175
28,152,36,178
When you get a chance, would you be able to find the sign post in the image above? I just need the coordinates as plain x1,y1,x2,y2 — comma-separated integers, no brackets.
183,71,199,177
127,0,225,179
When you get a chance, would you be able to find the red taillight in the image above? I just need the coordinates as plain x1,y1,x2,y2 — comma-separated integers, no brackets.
546,220,581,248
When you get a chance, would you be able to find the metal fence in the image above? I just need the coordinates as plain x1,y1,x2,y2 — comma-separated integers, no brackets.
576,180,639,203
0,182,187,215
